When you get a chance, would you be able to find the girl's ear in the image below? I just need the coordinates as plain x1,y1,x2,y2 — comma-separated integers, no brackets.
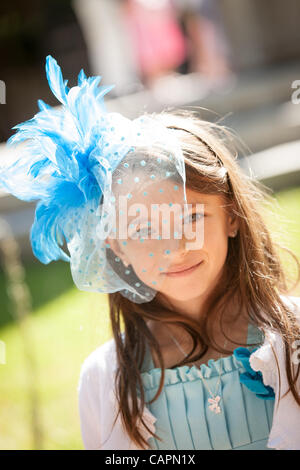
226,202,240,237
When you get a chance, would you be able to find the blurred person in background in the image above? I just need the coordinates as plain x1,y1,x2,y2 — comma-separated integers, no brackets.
174,0,233,81
73,0,233,94
73,0,143,95
73,0,187,93
122,0,187,88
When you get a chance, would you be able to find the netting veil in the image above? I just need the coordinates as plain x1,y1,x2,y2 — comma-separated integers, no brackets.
0,55,195,304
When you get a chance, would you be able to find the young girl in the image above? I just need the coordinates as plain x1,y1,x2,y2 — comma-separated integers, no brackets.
1,56,300,451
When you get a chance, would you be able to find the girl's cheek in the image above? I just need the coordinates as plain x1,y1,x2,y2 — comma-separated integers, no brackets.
126,243,152,265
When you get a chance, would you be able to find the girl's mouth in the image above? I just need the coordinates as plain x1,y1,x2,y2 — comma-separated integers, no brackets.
162,261,204,277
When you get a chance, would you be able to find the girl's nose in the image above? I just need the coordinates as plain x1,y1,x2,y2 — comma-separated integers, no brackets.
161,230,189,261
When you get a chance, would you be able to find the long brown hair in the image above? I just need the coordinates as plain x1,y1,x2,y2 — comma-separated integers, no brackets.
107,109,300,449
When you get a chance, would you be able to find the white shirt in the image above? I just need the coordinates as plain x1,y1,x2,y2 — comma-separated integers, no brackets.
77,295,300,450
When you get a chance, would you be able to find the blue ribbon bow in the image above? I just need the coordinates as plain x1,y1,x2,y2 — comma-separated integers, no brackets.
233,347,275,400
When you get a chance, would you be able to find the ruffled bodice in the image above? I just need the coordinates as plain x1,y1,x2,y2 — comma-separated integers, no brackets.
139,323,275,450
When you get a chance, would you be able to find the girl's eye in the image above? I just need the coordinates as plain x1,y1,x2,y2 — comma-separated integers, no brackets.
137,227,150,235
186,212,205,223
131,214,205,238
134,226,154,238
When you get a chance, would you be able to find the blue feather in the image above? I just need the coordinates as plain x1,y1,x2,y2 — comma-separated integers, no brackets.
45,55,68,105
28,158,50,178
30,202,70,264
77,69,87,86
37,99,51,112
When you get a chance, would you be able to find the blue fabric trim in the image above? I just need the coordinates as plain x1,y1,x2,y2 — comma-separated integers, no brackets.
233,347,275,400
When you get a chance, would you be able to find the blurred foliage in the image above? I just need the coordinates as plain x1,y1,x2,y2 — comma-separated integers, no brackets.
0,1,89,142
0,0,78,66
0,259,74,329
0,264,111,449
262,185,300,295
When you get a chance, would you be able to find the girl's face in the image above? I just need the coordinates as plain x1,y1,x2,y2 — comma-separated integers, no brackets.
108,183,239,303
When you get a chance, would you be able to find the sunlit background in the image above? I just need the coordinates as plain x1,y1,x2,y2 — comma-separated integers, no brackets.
0,0,299,450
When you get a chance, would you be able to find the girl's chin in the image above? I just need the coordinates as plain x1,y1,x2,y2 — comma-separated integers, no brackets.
161,285,207,301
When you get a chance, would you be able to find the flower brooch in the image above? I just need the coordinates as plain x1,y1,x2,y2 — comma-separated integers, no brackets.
233,347,275,400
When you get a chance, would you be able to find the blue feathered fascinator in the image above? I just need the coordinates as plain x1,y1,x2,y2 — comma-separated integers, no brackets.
0,56,188,303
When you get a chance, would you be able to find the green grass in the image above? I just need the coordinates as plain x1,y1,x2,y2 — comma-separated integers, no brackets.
0,260,112,450
262,185,300,295
0,186,299,449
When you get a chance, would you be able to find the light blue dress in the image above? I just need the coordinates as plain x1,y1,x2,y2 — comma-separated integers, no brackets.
139,323,275,450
